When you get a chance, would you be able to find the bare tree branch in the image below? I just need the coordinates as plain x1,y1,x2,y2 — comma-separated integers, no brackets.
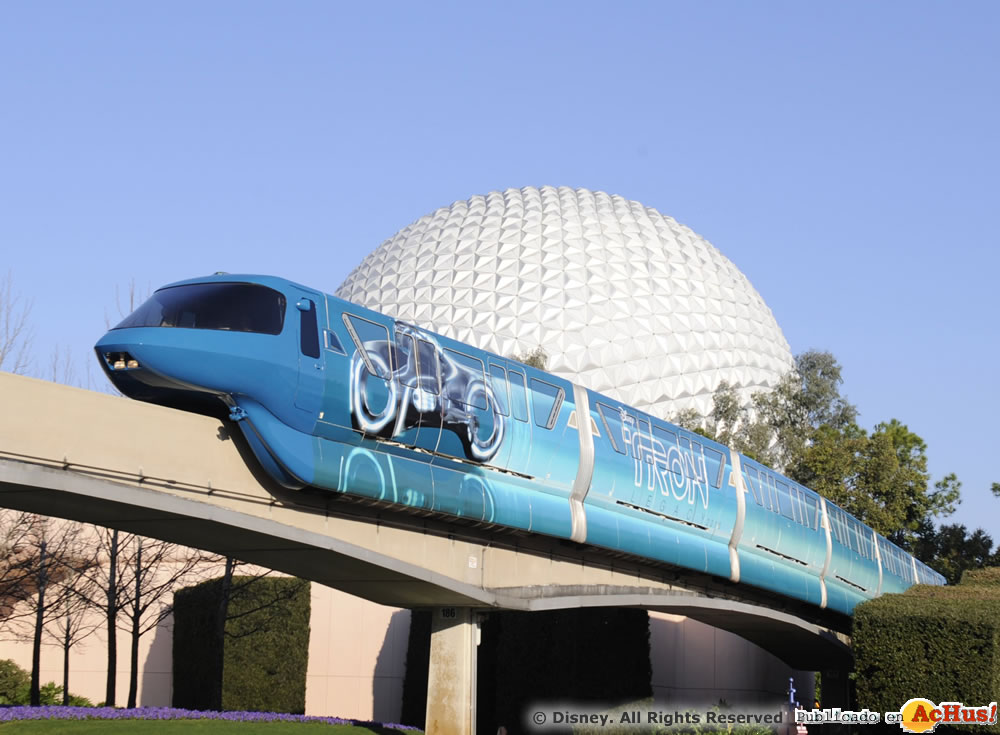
0,271,33,375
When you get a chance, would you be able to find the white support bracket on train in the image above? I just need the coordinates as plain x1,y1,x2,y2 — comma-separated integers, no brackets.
727,450,747,584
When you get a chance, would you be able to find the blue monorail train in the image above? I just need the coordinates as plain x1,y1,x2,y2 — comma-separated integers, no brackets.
94,274,944,615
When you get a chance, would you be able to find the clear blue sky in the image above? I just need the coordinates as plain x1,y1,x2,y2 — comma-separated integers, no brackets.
2,2,998,539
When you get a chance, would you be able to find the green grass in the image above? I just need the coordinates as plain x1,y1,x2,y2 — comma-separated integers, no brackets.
0,722,416,734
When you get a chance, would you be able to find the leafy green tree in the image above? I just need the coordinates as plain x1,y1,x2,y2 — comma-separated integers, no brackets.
0,659,30,704
788,418,954,545
913,523,998,584
511,346,548,370
752,350,858,472
704,351,961,546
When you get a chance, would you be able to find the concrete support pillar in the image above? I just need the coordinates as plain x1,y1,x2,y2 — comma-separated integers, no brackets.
425,607,478,735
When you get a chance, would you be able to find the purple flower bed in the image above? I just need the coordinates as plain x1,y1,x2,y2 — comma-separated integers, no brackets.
0,706,418,730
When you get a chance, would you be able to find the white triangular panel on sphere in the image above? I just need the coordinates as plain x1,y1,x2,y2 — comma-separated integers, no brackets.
336,186,793,421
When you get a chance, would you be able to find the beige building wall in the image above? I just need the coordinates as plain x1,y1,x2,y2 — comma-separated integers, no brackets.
306,585,410,722
0,579,411,720
0,585,811,721
649,612,814,708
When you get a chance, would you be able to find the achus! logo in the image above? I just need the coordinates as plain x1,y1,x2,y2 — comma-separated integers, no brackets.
895,698,997,732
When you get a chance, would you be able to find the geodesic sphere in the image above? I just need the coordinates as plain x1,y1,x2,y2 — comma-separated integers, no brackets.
336,186,793,421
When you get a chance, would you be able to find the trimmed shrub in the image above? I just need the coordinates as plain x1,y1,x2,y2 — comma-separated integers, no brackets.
961,567,1000,587
0,660,90,706
173,576,310,714
173,578,222,711
0,660,30,704
853,570,1000,732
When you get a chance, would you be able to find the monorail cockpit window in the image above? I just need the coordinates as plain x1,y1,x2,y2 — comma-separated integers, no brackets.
114,283,286,334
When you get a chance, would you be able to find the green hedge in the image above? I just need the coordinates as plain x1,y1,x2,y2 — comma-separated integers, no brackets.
961,567,1000,587
853,569,1000,731
173,576,310,714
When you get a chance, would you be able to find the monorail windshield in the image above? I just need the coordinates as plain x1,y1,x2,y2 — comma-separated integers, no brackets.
113,283,286,335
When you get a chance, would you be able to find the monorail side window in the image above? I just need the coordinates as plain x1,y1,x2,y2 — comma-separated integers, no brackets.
442,349,488,410
113,283,286,334
530,378,564,429
324,330,346,355
397,334,419,388
508,370,528,422
678,435,705,482
775,479,795,520
789,486,807,527
417,339,440,394
802,493,819,530
765,474,780,514
701,446,724,488
636,418,654,464
595,403,624,454
745,467,765,506
299,299,320,358
343,314,393,378
489,364,510,417
652,425,680,477
852,519,871,559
